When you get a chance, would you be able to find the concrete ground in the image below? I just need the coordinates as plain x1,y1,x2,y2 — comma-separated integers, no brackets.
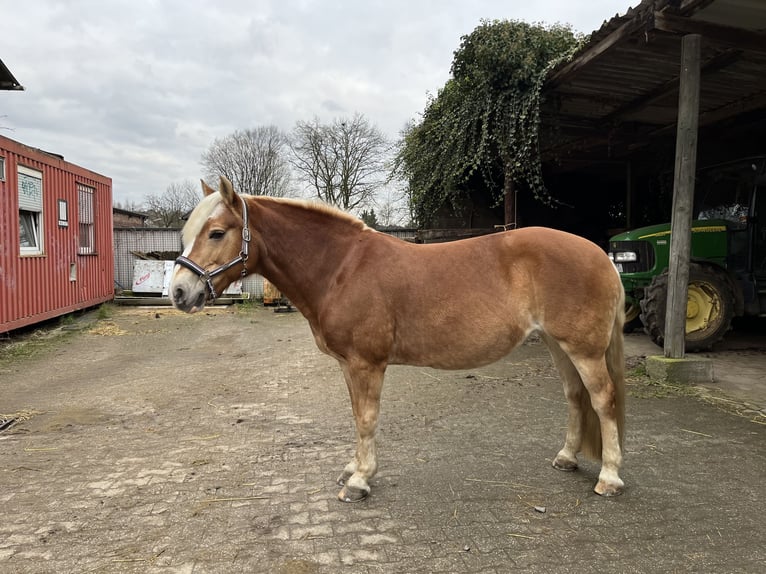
1,306,764,573
624,326,766,418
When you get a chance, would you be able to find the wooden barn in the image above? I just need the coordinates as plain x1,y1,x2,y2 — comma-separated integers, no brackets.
0,135,114,333
425,0,766,247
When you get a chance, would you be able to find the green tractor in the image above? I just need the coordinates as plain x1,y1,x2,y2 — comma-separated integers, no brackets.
609,157,766,351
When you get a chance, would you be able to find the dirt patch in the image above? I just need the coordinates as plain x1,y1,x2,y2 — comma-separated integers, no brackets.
0,305,764,573
27,407,108,433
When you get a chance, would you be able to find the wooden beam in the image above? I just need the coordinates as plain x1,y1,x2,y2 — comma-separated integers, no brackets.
604,48,743,123
674,0,717,14
645,90,766,139
665,34,702,358
546,16,648,88
652,11,766,54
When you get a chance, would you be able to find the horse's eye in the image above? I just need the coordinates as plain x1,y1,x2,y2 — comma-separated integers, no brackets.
209,230,225,240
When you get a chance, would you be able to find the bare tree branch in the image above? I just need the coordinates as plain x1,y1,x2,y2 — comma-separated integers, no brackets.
144,180,200,227
200,126,292,197
290,113,391,211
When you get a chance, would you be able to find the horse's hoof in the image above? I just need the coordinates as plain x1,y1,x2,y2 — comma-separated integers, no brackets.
594,479,624,497
337,471,353,487
552,456,578,472
337,483,369,503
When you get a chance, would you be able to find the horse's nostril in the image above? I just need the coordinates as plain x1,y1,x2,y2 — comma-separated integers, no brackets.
173,286,185,304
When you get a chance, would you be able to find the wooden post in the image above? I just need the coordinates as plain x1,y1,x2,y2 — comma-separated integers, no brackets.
625,160,633,229
504,177,517,228
665,34,701,358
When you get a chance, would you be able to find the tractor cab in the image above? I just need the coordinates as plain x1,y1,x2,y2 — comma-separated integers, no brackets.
609,157,766,351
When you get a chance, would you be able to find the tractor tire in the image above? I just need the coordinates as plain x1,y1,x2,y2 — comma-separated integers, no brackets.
623,301,643,333
640,263,735,352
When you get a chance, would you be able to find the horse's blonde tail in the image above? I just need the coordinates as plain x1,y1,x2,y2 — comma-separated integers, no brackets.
580,291,626,459
606,298,626,450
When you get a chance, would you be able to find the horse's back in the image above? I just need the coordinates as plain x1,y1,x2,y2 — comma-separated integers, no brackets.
314,227,620,369
388,226,619,311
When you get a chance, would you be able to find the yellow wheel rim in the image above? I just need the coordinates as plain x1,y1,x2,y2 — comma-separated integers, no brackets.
686,282,721,335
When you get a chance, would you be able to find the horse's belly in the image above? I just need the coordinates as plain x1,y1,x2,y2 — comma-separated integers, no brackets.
390,327,527,370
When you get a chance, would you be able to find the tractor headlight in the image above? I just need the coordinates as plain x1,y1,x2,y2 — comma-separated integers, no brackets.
613,251,637,263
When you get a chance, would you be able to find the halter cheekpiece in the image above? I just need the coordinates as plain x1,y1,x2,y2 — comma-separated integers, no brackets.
175,195,251,302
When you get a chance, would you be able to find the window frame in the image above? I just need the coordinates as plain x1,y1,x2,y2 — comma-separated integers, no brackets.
17,165,44,256
58,199,69,227
77,183,96,255
19,210,41,251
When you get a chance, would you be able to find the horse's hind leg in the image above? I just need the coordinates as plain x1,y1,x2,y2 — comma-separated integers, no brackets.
545,336,624,496
336,358,385,502
570,354,624,496
543,336,586,472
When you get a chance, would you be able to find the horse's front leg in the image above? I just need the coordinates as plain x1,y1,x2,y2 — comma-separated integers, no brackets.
336,359,385,502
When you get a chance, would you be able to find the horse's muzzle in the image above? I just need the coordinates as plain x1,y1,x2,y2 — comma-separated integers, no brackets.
170,278,207,313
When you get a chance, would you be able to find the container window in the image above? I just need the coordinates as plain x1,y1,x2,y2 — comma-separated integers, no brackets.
0,156,5,181
78,183,96,254
58,199,69,227
19,211,41,249
18,165,44,255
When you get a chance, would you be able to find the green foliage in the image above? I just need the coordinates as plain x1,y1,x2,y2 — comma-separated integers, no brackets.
397,19,583,226
97,303,114,320
359,208,379,229
59,314,75,326
234,297,259,314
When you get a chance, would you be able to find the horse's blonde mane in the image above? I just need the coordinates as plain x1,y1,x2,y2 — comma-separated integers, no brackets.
182,193,367,247
257,195,368,231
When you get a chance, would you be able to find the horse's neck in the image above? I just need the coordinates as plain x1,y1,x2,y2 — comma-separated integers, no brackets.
252,199,361,316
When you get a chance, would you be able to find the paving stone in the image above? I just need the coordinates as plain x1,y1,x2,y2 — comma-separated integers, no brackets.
0,307,764,572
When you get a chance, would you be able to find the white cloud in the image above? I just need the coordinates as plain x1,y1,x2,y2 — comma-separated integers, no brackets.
1,0,629,205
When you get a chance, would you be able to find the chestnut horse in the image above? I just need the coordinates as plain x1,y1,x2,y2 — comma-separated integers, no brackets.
171,177,626,502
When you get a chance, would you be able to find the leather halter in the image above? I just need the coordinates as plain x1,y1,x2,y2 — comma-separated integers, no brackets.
174,195,251,302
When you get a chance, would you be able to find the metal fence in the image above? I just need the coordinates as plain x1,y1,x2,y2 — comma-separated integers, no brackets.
113,227,419,300
113,227,264,298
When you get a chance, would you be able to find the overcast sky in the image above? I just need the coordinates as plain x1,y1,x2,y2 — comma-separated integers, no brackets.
1,1,631,207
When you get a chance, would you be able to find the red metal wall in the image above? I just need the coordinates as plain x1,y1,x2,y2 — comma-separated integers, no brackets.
0,135,114,333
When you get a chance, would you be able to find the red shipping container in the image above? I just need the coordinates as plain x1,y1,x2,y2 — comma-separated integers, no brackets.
0,135,113,333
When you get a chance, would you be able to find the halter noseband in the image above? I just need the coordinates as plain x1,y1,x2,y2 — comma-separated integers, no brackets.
175,195,251,302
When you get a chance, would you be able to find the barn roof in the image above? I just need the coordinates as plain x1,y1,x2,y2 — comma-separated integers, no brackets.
0,58,23,91
539,0,766,171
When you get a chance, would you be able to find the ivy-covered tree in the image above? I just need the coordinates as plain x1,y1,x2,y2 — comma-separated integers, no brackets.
397,20,583,226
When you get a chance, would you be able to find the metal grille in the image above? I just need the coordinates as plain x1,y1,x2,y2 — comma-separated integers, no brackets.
113,228,182,290
78,183,95,254
609,240,655,273
113,228,264,297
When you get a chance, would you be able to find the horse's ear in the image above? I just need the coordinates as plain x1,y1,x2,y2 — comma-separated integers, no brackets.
200,179,216,197
219,176,237,207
